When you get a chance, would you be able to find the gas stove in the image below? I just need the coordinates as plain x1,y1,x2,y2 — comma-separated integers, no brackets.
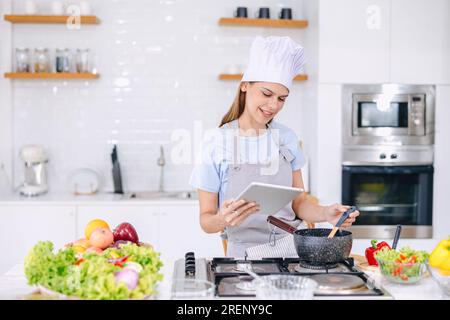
172,253,393,299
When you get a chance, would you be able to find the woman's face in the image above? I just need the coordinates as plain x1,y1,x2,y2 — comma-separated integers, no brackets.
241,82,289,125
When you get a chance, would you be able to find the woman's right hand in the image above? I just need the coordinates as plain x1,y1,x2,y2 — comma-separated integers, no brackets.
218,199,260,227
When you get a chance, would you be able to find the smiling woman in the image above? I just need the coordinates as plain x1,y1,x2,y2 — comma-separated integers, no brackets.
189,36,360,258
220,81,289,130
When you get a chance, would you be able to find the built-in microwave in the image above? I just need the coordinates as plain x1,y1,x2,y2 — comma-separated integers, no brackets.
342,84,435,146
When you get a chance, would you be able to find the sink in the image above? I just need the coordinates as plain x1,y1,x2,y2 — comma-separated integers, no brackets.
124,191,198,200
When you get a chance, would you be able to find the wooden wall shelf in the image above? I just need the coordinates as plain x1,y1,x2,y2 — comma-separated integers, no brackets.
4,15,100,24
218,74,308,81
218,17,308,28
4,72,100,79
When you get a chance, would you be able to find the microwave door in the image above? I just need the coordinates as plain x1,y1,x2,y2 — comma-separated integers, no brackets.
352,94,410,136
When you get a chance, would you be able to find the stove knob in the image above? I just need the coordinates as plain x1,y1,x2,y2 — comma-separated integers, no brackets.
185,260,195,267
390,153,398,159
184,252,196,276
185,259,196,266
185,256,195,263
185,252,195,259
379,153,386,160
185,263,196,271
185,263,196,276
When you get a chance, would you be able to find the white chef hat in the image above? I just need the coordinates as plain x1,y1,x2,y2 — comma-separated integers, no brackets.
242,36,305,91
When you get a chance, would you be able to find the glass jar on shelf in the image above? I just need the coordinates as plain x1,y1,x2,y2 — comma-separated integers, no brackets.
34,48,50,73
75,48,90,73
56,48,71,73
15,48,31,73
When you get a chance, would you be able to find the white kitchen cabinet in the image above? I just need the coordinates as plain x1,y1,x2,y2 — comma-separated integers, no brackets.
76,205,160,249
315,84,343,204
159,204,224,259
319,0,391,83
0,205,76,274
390,0,450,84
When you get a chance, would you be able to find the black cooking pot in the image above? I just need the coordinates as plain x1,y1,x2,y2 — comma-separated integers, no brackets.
267,216,353,266
293,228,352,265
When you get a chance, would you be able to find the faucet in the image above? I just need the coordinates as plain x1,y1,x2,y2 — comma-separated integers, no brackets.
157,145,165,193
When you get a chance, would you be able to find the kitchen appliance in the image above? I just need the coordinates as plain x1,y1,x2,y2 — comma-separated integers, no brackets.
342,84,435,146
342,84,435,239
342,165,433,238
172,252,393,299
18,145,48,197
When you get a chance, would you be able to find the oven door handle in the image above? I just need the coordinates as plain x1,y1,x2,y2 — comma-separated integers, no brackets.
342,165,433,174
357,204,418,212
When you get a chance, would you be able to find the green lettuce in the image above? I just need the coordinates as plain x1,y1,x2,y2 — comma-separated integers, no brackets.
24,241,163,300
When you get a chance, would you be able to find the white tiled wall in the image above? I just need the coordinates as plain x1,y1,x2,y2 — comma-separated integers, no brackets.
1,0,318,193
0,1,13,192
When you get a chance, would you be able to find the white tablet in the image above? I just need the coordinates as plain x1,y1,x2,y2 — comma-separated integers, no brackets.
235,182,303,216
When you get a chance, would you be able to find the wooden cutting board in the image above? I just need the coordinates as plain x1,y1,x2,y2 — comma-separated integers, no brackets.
351,254,379,273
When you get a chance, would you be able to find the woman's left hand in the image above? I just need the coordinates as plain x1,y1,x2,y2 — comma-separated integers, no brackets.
323,204,360,228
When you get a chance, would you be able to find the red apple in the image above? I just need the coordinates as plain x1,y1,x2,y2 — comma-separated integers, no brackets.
113,222,139,244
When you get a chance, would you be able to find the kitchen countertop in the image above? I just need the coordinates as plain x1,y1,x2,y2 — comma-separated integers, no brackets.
0,191,198,205
0,256,447,300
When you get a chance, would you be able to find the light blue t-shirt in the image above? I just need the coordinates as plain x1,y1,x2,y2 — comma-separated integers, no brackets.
189,120,305,206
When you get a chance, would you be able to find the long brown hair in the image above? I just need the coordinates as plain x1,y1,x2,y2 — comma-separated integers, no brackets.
219,83,247,127
219,82,274,128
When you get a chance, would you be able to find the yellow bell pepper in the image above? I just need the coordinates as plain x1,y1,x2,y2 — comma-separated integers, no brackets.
429,238,450,275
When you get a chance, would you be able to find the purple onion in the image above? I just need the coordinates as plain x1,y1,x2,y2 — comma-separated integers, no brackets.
110,240,133,249
114,269,139,290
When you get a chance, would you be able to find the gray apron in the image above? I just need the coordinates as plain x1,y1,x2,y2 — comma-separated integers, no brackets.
224,120,301,257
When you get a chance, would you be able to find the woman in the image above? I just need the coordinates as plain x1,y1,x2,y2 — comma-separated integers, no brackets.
190,36,360,257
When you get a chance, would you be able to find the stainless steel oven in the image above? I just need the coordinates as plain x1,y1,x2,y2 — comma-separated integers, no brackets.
343,84,435,146
343,165,433,238
342,84,435,239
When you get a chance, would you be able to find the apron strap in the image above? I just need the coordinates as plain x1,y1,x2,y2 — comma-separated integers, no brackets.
228,120,293,167
228,120,241,165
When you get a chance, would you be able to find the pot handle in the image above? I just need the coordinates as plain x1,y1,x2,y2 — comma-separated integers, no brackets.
267,216,297,234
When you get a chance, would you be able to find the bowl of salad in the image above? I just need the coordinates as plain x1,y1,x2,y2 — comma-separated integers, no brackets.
24,241,163,299
374,246,429,284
